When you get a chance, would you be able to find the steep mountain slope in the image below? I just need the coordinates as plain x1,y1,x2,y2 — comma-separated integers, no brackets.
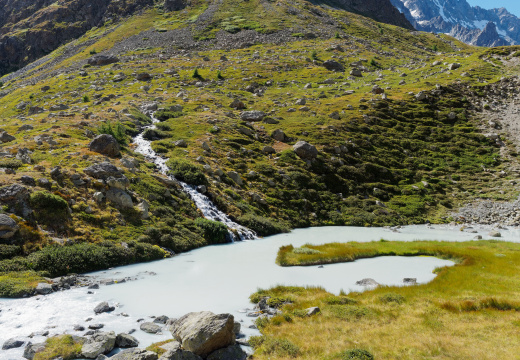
391,0,520,46
0,0,411,77
0,0,519,299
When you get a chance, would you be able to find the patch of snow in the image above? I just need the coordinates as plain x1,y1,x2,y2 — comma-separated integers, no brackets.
473,20,489,30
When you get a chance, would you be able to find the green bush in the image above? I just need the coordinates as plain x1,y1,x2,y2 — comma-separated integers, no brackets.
252,336,300,358
336,349,374,360
237,214,289,236
30,191,69,224
97,121,127,145
195,218,228,244
167,159,207,185
267,296,293,308
82,95,90,102
379,292,405,304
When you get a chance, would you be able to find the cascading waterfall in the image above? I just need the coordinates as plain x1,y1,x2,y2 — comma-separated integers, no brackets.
133,114,257,241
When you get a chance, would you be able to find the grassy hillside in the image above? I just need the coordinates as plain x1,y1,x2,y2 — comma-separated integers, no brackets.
0,0,519,295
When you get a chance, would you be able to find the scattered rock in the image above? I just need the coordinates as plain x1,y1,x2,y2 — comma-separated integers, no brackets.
88,55,120,66
356,278,379,286
323,60,344,72
140,322,162,334
106,189,133,209
159,349,202,360
2,338,24,350
306,307,320,316
94,301,115,314
0,214,19,239
207,344,247,360
23,342,46,360
89,135,121,157
227,171,243,186
35,282,53,295
488,230,501,237
0,131,16,143
81,332,116,359
111,348,158,360
293,141,318,160
240,111,265,122
116,333,139,348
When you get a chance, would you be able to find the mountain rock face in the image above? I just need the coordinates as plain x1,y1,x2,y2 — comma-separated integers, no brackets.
0,0,153,76
390,0,520,46
0,0,412,76
319,0,414,30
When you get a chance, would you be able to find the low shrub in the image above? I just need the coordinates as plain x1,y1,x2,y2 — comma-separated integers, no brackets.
335,349,374,360
379,293,405,304
324,296,358,305
252,336,300,358
167,159,207,185
195,218,228,244
237,214,289,236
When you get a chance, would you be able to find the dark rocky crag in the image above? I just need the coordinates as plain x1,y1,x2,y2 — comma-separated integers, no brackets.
0,0,154,76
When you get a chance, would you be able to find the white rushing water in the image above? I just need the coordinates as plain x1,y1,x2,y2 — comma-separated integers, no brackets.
2,224,519,359
133,115,256,241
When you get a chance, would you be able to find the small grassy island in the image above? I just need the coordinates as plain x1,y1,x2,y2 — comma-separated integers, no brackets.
249,240,520,359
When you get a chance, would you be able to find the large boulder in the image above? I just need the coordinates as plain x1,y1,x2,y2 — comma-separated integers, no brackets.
89,134,121,157
83,162,122,179
116,333,139,348
240,111,265,122
207,345,247,360
88,55,120,66
159,349,202,360
81,331,116,359
323,60,344,72
0,214,18,239
111,348,158,360
170,311,235,358
106,189,133,209
293,141,318,160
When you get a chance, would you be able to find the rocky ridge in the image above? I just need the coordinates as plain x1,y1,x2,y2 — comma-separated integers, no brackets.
391,0,520,46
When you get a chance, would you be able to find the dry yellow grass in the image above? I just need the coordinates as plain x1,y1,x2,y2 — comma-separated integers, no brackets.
250,240,520,360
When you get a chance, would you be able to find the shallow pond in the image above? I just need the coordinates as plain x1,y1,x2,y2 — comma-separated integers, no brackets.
1,224,518,359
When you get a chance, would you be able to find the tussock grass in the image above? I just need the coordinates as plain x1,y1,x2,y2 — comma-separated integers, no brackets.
250,240,520,359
